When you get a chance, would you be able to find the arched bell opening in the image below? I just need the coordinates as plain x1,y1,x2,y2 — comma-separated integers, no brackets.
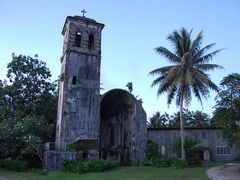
100,89,136,164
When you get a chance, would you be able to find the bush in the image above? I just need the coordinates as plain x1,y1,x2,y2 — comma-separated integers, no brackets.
89,159,105,172
136,159,154,166
172,159,188,169
172,137,202,166
187,158,202,167
104,160,119,170
153,158,171,167
62,159,119,173
137,158,173,167
66,143,77,152
146,140,159,160
0,159,30,171
76,162,89,173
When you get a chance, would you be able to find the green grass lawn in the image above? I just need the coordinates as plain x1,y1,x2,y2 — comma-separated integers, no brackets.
0,161,237,180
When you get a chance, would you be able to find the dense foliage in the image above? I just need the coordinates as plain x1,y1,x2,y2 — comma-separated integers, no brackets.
172,137,202,166
62,159,119,174
0,159,30,171
145,140,159,160
212,73,240,148
148,110,211,128
0,54,58,168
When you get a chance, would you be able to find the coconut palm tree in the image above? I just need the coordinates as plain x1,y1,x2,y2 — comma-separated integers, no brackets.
149,28,223,160
148,111,169,128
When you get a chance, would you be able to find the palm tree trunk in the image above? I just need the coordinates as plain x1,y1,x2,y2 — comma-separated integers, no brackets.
179,94,185,160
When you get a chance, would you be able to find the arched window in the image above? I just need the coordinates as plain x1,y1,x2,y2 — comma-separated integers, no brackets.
88,34,94,50
75,32,82,47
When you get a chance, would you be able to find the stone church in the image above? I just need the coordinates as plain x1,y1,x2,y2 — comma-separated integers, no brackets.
45,14,239,170
55,15,147,163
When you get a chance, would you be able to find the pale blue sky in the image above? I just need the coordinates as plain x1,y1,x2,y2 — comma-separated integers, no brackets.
0,0,240,118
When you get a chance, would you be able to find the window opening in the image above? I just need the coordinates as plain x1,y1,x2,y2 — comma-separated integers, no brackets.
216,146,231,155
110,128,114,146
202,131,207,140
72,76,77,85
88,34,94,49
75,32,82,47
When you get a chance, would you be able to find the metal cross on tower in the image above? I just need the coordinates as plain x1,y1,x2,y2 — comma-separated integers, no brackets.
81,9,86,17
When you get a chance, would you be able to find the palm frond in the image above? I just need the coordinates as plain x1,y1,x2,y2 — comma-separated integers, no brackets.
192,83,203,105
157,69,179,96
190,30,203,55
167,31,184,57
192,43,216,60
184,86,192,108
195,49,224,64
180,27,191,53
195,64,224,71
205,78,219,92
149,65,177,76
167,86,177,106
151,75,166,87
155,47,181,64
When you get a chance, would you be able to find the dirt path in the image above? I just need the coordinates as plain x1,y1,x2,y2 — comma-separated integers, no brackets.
207,164,240,180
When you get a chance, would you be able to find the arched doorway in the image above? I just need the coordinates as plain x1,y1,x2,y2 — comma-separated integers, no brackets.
100,89,136,164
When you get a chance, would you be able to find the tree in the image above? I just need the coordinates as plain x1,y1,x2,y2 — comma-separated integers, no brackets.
149,28,223,160
169,109,193,127
146,140,159,159
172,137,200,161
213,73,240,148
5,54,57,118
0,54,58,167
125,82,143,102
126,82,133,93
148,111,169,128
189,111,211,127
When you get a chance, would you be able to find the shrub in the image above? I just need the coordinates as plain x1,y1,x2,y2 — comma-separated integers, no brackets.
66,143,77,152
153,158,171,167
136,159,154,166
76,162,89,173
146,140,159,160
104,160,119,170
89,159,105,172
187,158,202,167
172,159,188,169
0,159,30,171
62,159,119,173
172,137,202,166
136,158,173,167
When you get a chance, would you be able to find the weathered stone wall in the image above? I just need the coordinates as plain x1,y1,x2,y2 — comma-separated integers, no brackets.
134,100,147,161
100,89,147,163
54,15,147,166
56,16,104,148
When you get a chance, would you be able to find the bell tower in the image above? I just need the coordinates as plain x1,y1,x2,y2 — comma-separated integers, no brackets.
56,14,104,150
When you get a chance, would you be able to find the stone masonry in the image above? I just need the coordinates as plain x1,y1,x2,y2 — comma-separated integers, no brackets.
53,15,147,166
56,16,104,150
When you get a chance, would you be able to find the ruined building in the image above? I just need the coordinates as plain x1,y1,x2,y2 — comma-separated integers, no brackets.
46,15,238,170
55,15,147,163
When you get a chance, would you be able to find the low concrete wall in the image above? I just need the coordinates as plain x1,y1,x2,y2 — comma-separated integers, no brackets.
45,151,76,171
